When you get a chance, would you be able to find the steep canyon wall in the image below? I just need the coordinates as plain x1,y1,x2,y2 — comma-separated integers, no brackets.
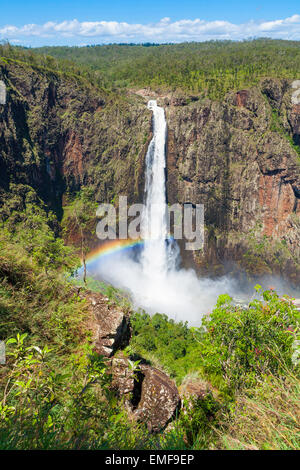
0,60,299,282
164,80,300,283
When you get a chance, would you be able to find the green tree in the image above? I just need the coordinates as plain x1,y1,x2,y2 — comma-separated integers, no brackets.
63,188,98,284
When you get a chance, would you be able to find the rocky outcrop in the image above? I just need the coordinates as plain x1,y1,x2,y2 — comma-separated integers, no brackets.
111,357,180,432
85,291,131,357
133,364,180,432
84,292,181,431
110,356,135,396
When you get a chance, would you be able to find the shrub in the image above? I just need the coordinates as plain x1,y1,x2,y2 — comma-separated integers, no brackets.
196,288,299,391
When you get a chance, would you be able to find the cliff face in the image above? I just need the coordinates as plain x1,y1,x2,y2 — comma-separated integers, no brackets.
0,60,150,216
1,60,299,283
164,80,300,283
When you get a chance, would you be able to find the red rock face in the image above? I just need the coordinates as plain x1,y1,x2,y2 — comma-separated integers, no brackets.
62,131,83,182
258,172,299,238
236,90,249,108
0,60,150,224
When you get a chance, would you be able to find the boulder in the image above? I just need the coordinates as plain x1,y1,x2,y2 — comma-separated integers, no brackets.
85,291,131,357
110,358,181,432
110,356,135,396
134,365,180,432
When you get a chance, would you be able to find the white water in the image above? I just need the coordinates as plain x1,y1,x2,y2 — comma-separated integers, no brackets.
87,100,299,325
141,100,170,278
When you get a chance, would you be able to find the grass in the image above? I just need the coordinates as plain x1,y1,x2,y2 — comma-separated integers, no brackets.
215,372,300,450
0,235,90,356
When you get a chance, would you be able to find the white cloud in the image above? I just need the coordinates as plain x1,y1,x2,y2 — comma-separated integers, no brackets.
1,15,300,45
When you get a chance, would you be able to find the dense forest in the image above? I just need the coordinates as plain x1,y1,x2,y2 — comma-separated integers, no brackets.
20,39,300,98
2,39,300,98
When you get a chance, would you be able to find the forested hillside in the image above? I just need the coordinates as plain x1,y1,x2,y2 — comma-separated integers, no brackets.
2,39,300,99
34,39,300,98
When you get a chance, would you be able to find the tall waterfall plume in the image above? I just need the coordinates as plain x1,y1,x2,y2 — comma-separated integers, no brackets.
141,100,170,278
88,100,249,325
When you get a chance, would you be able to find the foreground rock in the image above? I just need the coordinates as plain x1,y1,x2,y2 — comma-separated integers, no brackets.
85,291,131,357
82,291,181,432
134,364,180,432
110,356,180,432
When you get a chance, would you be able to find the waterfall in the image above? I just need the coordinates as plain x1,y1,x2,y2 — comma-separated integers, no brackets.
91,99,245,325
141,100,169,278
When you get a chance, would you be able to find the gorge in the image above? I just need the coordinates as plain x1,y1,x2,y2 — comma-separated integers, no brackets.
84,98,300,324
1,55,299,291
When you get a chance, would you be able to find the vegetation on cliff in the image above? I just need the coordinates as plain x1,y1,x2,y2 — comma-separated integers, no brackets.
0,50,150,216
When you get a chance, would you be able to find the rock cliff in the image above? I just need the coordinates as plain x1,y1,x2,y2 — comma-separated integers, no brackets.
0,59,299,282
164,79,300,283
0,59,150,215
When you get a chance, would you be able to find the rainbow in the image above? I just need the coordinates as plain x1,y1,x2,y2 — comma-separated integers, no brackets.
85,239,145,266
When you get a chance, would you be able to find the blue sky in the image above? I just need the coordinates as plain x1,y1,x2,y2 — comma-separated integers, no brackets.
0,0,300,46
